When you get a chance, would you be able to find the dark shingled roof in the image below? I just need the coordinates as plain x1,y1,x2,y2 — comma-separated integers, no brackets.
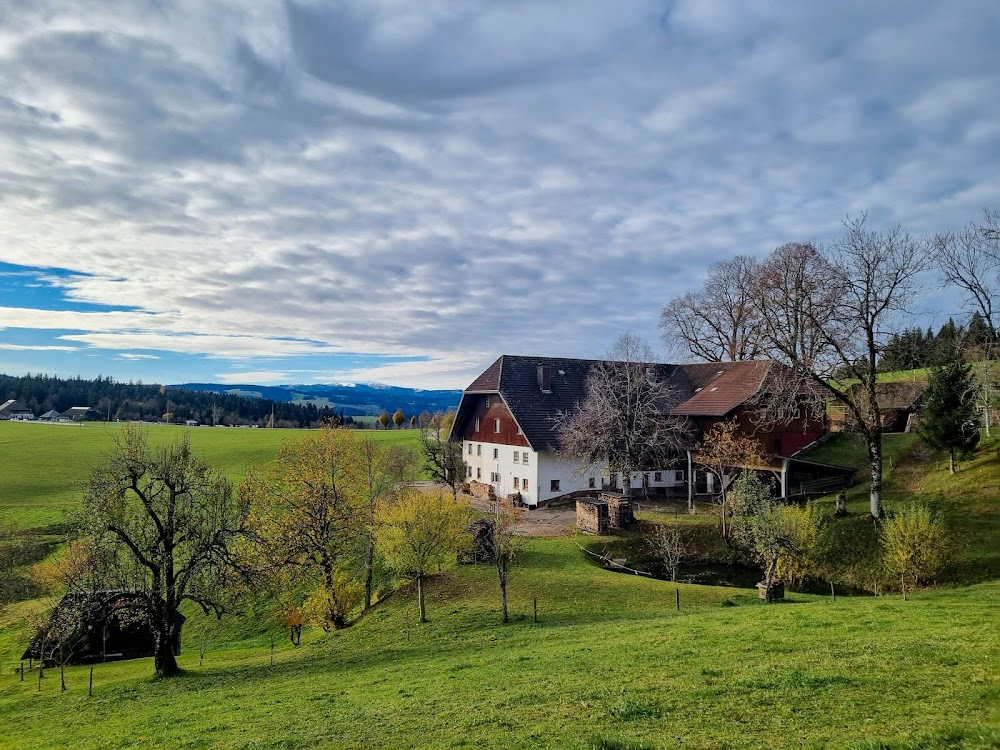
454,355,786,451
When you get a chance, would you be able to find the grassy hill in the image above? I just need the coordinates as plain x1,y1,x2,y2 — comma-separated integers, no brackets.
1,424,998,747
0,539,997,749
0,422,421,530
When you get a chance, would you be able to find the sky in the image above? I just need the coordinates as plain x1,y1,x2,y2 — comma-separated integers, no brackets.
0,1,998,390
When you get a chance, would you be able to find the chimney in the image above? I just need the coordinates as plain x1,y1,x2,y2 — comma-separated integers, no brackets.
537,365,552,392
645,366,657,385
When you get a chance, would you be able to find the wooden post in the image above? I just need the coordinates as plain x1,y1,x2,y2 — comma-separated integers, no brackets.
29,657,32,671
830,582,836,602
20,661,24,682
533,597,538,623
675,588,680,612
89,667,94,697
61,663,66,691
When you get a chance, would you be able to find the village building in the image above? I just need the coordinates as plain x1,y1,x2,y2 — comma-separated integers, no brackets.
58,406,102,422
39,409,62,421
0,399,34,420
451,355,850,508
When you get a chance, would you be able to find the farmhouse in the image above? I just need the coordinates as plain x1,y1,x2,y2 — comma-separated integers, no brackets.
59,406,102,422
451,355,847,507
0,399,34,420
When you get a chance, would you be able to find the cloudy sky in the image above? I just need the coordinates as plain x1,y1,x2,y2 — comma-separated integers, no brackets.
0,1,998,389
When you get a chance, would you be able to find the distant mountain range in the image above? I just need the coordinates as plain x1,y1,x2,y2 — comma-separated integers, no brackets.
170,382,463,418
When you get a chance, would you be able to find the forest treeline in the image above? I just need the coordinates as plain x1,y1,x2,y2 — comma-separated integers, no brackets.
878,312,997,373
0,372,348,427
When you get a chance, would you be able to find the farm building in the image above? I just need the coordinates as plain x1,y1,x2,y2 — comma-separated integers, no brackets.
59,406,102,422
0,399,34,420
39,409,62,421
829,381,928,433
452,355,850,508
22,591,169,666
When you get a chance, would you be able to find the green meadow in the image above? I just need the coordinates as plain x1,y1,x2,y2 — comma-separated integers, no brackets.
0,423,998,748
0,421,420,529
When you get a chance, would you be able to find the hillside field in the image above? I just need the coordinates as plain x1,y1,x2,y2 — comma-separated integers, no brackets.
0,424,998,747
0,422,420,529
0,538,997,749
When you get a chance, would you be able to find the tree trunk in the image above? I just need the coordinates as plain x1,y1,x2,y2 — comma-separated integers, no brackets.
868,437,883,519
417,574,426,623
363,531,375,610
500,578,509,624
949,448,956,475
154,630,180,677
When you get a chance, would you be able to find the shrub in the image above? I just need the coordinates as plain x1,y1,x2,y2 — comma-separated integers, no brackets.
881,503,949,590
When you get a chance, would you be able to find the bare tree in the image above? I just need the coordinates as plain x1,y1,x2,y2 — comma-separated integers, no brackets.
487,498,527,624
557,333,690,497
420,413,464,499
647,524,686,581
82,425,252,676
756,214,928,518
660,255,763,362
935,209,1000,436
756,243,841,370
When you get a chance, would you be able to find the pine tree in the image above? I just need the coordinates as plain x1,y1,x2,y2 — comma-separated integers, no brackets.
920,345,981,474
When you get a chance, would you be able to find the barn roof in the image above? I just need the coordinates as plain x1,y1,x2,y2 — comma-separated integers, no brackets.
453,355,794,451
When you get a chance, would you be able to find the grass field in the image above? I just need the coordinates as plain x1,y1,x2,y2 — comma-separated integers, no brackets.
0,539,997,749
1,424,998,747
0,422,421,529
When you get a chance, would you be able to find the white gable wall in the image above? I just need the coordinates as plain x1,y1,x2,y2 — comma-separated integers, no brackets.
463,440,539,505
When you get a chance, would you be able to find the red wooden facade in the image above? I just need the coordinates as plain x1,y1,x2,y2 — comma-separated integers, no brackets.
455,394,531,448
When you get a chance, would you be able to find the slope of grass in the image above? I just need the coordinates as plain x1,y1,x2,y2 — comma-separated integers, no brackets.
0,422,420,529
0,539,997,750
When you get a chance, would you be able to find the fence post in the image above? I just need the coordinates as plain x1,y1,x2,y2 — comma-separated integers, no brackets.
20,661,24,682
89,667,94,697
533,597,538,623
675,588,680,612
61,663,66,691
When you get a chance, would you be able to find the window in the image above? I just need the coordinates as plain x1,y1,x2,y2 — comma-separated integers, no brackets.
485,396,491,408
474,418,480,432
523,452,529,465
675,470,684,482
523,478,529,491
588,477,596,489
654,472,662,482
550,480,560,492
494,418,501,433
515,424,522,435
513,477,520,489
493,448,498,460
468,443,473,455
793,407,801,420
513,451,520,464
490,472,500,483
476,467,481,479
477,444,481,456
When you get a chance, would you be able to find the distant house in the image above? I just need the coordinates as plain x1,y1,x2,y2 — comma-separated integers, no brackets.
39,410,62,421
0,399,34,420
59,406,102,422
184,419,199,427
830,381,928,433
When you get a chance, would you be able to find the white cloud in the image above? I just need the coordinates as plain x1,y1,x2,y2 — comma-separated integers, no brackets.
0,1,997,387
0,343,79,352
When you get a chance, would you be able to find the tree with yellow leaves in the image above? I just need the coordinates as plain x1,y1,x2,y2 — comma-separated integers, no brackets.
376,489,472,623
